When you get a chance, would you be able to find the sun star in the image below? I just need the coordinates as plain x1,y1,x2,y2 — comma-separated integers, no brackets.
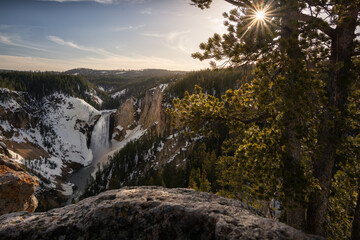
256,10,265,21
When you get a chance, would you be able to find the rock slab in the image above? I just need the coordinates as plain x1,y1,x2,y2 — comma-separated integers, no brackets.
0,186,323,240
0,157,39,215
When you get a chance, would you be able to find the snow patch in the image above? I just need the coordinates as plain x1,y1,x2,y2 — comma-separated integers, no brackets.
42,93,100,167
0,120,12,132
111,89,127,99
7,149,24,162
168,151,180,163
0,96,21,112
61,182,74,196
159,84,168,92
157,141,164,152
85,89,103,105
149,84,168,93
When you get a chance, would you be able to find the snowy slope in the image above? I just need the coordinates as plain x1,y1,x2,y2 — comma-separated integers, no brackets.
0,89,100,190
41,93,100,167
85,89,103,105
111,89,127,99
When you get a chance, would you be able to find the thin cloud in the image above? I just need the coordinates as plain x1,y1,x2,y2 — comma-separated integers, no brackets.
47,35,91,51
141,31,192,53
206,16,227,34
159,10,184,17
141,33,163,38
0,33,49,52
142,31,191,41
0,25,11,30
140,8,152,15
39,0,114,4
167,31,191,41
47,35,114,57
38,0,147,3
112,25,144,32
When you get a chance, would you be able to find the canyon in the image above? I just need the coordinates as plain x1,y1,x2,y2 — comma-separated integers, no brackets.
0,83,188,209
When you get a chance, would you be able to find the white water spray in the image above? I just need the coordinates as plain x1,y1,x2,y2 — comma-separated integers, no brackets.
69,112,113,199
90,113,111,155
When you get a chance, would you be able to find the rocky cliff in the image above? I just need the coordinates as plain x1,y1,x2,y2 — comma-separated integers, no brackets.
0,186,322,240
0,156,39,215
83,85,195,197
112,85,169,142
0,88,101,209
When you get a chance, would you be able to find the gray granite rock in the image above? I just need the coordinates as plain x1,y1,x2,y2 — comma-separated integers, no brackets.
0,186,323,240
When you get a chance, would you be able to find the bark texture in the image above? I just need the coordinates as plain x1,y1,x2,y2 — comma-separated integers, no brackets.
351,187,360,240
307,7,359,236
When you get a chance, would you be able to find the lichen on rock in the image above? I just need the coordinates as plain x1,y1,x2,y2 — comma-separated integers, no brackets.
0,157,39,215
0,186,323,239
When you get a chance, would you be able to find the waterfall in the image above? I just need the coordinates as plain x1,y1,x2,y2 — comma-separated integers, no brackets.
90,113,111,155
68,112,113,200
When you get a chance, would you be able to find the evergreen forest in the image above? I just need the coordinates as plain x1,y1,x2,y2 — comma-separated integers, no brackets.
170,0,360,239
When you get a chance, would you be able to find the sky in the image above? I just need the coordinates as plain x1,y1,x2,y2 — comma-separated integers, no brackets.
0,0,233,71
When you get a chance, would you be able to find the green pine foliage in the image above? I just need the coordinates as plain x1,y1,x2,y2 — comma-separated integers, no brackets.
170,0,360,237
169,0,360,237
0,71,101,108
100,74,179,109
1,71,88,97
82,127,169,198
82,129,222,199
165,66,253,100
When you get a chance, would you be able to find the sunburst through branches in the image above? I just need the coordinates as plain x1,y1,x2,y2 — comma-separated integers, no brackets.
255,10,265,21
239,1,276,40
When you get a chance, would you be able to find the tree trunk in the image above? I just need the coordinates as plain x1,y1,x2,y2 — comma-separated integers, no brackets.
279,0,306,230
284,122,306,230
351,187,360,240
307,8,359,236
306,123,335,235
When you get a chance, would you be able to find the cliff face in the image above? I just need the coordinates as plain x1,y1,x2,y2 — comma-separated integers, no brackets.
112,86,167,141
84,85,193,192
0,157,39,215
138,86,167,133
0,186,323,240
112,98,136,141
0,89,101,210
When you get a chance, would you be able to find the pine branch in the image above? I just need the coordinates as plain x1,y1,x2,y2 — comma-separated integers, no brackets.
230,112,273,124
294,11,336,38
223,0,251,8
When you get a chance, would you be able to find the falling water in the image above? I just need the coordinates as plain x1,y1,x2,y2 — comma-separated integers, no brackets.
90,113,110,158
69,112,112,200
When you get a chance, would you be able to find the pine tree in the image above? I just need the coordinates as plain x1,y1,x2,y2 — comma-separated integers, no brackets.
199,169,211,192
173,0,360,236
188,168,200,191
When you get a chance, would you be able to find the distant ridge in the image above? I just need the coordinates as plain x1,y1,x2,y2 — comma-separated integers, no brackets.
64,68,187,77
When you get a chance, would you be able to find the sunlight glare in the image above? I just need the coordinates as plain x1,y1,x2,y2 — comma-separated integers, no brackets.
255,10,265,21
238,1,276,41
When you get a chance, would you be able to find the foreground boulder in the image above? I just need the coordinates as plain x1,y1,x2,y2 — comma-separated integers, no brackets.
0,186,323,240
0,157,39,215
